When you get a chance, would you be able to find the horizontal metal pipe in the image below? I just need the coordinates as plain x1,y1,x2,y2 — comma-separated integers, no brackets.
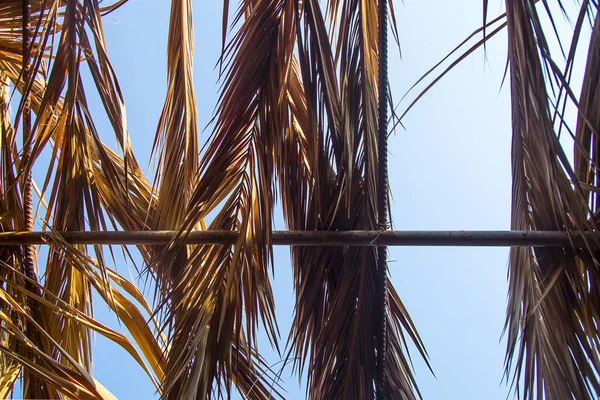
0,230,598,247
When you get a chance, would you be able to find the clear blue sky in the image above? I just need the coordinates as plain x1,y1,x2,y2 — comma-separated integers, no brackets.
60,0,575,399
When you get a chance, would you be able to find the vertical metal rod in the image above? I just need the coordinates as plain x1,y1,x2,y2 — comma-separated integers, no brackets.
20,3,44,399
21,0,36,282
376,0,389,397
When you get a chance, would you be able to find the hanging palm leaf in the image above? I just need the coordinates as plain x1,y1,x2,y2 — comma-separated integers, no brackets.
281,2,427,398
503,2,600,399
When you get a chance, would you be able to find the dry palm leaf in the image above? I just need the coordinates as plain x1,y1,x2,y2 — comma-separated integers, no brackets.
278,1,427,399
0,278,117,400
396,1,600,398
504,1,600,399
0,0,161,398
158,1,294,398
150,0,198,287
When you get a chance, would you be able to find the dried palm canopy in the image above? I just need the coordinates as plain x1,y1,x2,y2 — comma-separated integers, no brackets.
0,0,599,399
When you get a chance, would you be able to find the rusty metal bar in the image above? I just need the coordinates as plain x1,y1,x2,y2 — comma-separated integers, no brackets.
0,230,598,246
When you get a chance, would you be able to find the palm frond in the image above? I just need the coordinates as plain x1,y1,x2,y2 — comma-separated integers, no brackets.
150,0,198,240
280,1,427,398
0,268,117,400
504,1,600,399
147,4,201,383
574,5,600,217
0,1,162,398
158,1,296,397
0,70,27,398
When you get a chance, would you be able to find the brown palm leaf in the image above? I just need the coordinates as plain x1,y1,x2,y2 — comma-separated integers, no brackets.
504,1,600,399
156,0,295,398
279,1,427,399
395,2,600,398
150,0,198,286
0,0,164,398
